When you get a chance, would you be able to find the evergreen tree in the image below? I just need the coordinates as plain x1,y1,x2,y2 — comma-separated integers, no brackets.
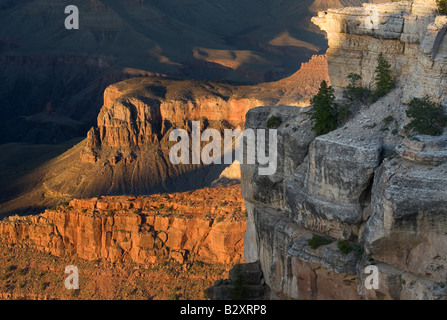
310,80,337,136
437,0,447,15
405,96,447,136
374,52,395,97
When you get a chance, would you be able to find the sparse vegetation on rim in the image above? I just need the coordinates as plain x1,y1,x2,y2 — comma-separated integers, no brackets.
437,0,447,14
307,234,333,250
405,96,447,136
375,52,396,98
266,115,282,129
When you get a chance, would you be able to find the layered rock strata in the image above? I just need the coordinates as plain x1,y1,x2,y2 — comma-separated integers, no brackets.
238,3,447,298
0,185,246,265
240,100,447,300
312,0,447,104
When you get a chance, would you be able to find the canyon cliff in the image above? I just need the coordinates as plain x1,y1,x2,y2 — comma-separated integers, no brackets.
234,0,447,300
1,0,373,145
0,185,248,300
0,185,245,266
0,55,328,215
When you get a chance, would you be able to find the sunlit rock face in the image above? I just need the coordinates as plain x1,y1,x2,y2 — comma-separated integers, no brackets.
0,185,246,265
312,0,447,105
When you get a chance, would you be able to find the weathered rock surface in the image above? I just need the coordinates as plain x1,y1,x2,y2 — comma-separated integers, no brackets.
239,100,447,299
0,185,246,265
236,2,447,297
312,0,447,105
364,158,447,283
241,105,316,210
206,262,268,300
286,134,382,239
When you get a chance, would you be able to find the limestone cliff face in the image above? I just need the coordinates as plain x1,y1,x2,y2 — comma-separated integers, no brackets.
242,104,447,300
312,0,447,104
240,1,447,300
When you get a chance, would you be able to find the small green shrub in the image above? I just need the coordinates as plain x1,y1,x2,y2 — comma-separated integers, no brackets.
405,96,447,136
437,0,447,15
266,115,282,129
342,73,375,105
337,240,353,255
307,234,333,250
383,115,394,123
336,104,352,125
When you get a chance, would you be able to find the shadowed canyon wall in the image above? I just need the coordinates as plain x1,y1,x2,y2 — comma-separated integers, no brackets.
0,55,329,215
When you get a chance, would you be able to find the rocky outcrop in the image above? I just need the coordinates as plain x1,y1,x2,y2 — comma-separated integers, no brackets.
0,185,246,265
312,0,447,105
241,105,370,299
87,78,257,150
236,1,447,299
240,102,447,300
361,154,447,299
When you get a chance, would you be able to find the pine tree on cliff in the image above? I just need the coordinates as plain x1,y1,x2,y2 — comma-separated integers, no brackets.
310,80,337,136
437,0,447,15
374,52,395,97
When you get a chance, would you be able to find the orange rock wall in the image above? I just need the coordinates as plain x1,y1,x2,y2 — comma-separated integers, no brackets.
0,186,246,265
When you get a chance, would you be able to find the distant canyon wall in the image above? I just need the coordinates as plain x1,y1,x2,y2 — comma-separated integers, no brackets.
0,55,329,215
